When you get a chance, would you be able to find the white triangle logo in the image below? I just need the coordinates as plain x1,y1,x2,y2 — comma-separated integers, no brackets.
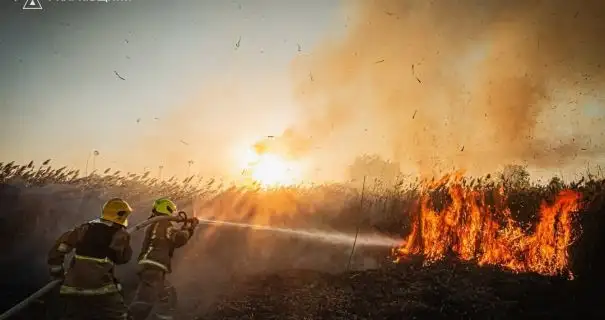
23,0,43,10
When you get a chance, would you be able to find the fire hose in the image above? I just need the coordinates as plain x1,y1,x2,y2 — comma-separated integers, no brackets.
0,213,197,320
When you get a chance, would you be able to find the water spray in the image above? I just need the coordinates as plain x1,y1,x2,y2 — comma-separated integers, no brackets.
1,213,404,319
195,216,404,248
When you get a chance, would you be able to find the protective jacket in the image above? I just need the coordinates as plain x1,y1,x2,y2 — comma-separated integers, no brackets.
137,216,192,273
47,218,132,295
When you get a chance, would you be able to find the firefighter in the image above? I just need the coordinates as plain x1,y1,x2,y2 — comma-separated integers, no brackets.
47,198,134,320
128,198,199,320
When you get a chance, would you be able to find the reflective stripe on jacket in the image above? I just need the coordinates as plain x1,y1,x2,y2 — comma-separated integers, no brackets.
60,283,122,295
137,215,192,273
48,219,132,295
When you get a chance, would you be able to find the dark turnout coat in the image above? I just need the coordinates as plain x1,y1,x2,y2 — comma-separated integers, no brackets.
128,216,194,320
48,218,132,295
136,217,192,273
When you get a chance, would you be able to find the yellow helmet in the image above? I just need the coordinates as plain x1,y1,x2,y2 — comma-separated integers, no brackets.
101,198,133,227
152,198,177,216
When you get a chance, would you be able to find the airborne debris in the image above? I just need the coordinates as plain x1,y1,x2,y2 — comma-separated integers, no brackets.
461,145,465,152
411,64,422,83
412,110,417,119
136,118,141,124
375,59,385,64
114,71,126,81
309,72,314,81
297,43,302,52
235,36,241,49
180,140,189,146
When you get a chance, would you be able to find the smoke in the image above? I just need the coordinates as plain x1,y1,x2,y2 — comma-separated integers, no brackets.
258,0,605,177
123,76,297,180
0,181,388,315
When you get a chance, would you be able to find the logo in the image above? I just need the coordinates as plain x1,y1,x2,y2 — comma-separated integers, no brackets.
23,0,43,10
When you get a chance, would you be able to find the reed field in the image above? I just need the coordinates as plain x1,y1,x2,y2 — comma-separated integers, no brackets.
1,160,604,319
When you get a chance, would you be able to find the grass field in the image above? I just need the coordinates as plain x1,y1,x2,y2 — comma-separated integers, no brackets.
1,160,604,319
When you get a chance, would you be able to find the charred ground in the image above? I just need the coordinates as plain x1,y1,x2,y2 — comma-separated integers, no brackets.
1,161,604,319
202,260,580,320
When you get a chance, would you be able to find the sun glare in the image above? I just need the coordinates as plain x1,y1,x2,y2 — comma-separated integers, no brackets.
241,149,300,188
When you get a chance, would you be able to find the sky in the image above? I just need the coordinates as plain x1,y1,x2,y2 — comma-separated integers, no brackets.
1,0,605,184
0,0,346,180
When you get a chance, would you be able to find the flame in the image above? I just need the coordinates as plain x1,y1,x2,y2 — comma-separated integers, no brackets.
392,172,583,277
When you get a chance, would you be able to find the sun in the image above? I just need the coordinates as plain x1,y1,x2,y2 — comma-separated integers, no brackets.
251,154,290,186
240,149,300,188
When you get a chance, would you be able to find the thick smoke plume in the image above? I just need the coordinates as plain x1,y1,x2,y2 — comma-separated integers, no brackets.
257,0,605,177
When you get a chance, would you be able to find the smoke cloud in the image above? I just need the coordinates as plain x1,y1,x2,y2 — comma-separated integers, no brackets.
258,0,605,177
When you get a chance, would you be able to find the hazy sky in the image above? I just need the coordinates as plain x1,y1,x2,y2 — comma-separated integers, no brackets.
0,0,347,179
2,0,604,183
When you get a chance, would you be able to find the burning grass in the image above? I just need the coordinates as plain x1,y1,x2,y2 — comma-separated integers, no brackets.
393,172,583,277
1,160,604,318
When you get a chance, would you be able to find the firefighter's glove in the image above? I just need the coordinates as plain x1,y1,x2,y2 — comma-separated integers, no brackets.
185,218,199,233
49,265,65,281
190,218,200,230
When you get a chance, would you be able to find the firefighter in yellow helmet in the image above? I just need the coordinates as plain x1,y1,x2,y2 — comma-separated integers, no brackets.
47,198,134,320
128,198,199,320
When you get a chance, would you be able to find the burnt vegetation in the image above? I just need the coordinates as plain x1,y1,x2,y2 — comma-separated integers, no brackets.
1,160,604,319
